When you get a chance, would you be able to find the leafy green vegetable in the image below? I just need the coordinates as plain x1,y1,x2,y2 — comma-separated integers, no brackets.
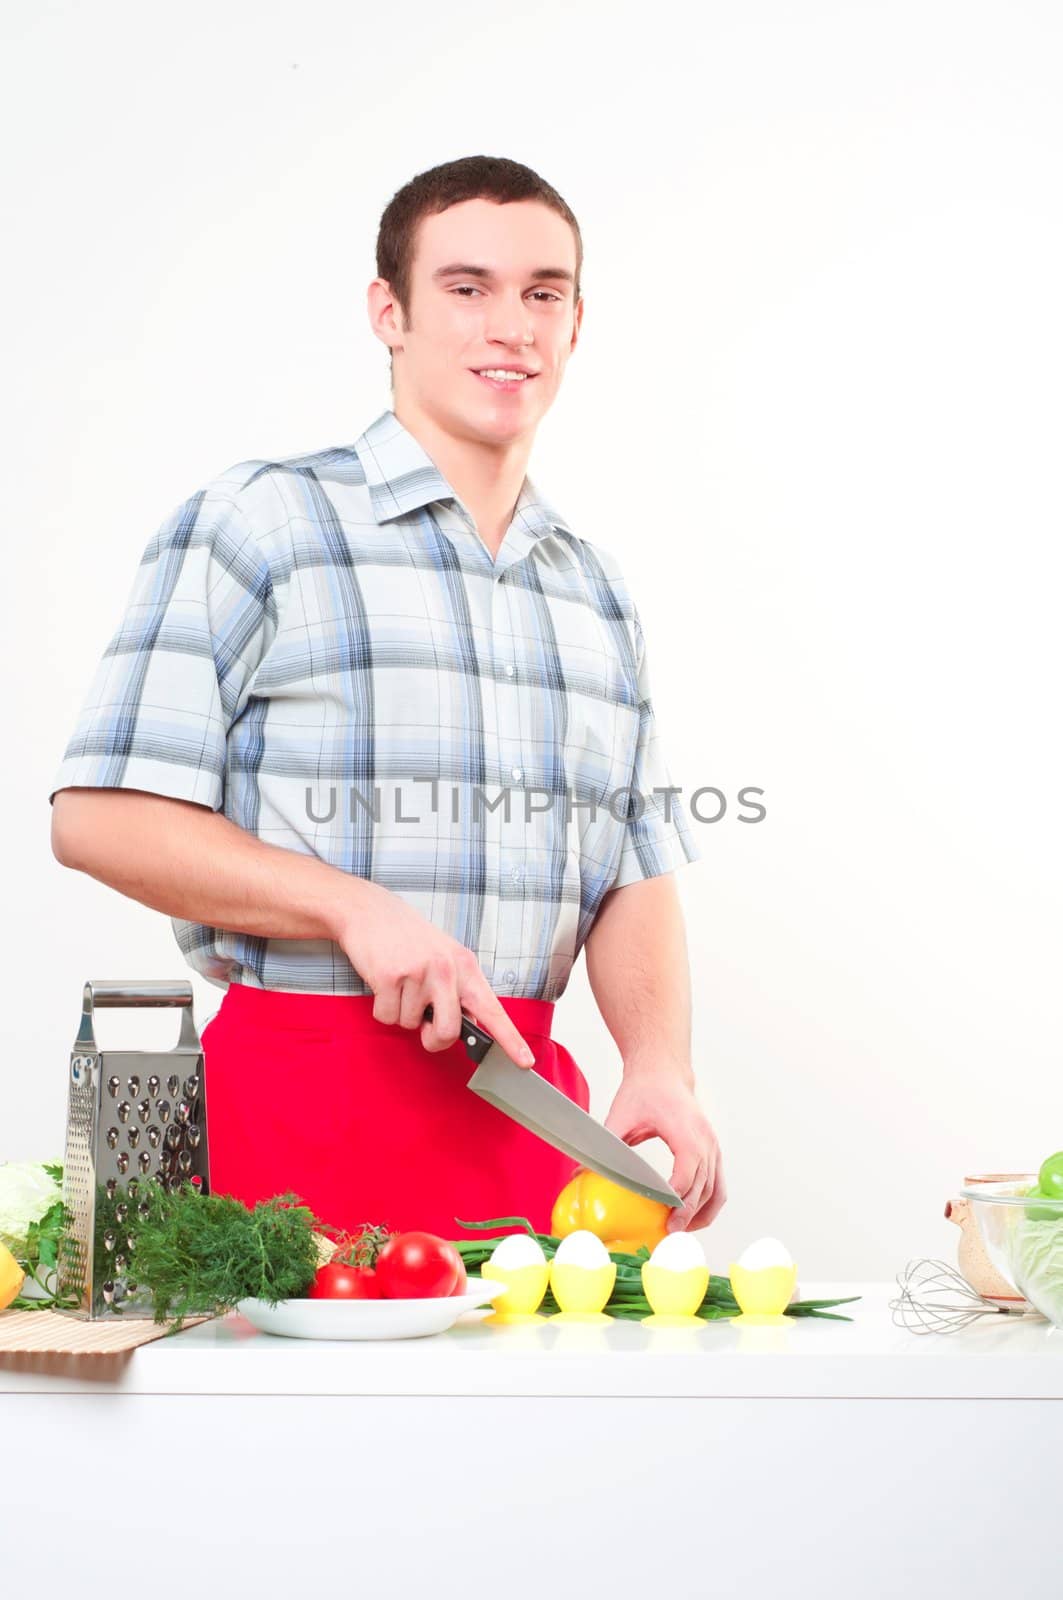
451,1216,862,1321
1013,1212,1063,1320
129,1187,323,1327
6,1163,80,1312
1009,1150,1063,1319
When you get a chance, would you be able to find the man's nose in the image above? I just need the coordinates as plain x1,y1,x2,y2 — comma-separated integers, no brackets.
484,292,534,346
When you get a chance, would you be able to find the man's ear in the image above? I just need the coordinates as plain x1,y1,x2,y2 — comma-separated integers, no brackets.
568,295,584,357
367,277,405,355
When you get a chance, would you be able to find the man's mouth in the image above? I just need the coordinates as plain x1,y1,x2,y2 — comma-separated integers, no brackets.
471,368,539,392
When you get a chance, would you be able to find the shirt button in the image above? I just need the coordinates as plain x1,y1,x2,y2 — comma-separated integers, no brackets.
511,868,522,883
503,968,517,983
504,664,515,677
510,766,523,782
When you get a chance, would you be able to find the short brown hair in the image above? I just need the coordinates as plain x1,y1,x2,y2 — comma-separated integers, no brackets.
375,155,583,381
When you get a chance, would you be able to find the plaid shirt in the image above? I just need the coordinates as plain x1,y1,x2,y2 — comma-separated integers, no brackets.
50,408,701,998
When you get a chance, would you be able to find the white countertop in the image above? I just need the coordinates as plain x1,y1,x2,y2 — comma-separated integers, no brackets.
4,1281,1063,1397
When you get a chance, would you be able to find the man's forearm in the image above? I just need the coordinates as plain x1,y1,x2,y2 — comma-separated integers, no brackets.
50,786,383,942
584,872,695,1087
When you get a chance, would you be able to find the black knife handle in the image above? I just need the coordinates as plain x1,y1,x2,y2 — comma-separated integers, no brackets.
421,1004,495,1064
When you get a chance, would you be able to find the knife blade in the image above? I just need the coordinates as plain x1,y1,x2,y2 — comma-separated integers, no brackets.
423,1006,684,1210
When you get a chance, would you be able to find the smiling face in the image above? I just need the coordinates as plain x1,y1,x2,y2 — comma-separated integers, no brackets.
371,196,583,447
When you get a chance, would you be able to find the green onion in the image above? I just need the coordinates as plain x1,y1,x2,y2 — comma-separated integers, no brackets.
451,1218,860,1322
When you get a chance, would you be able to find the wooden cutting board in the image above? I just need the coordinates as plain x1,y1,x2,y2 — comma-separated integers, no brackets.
0,1308,213,1354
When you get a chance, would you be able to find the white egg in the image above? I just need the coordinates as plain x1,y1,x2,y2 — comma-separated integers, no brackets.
553,1229,611,1269
737,1236,793,1271
648,1232,706,1272
488,1233,547,1270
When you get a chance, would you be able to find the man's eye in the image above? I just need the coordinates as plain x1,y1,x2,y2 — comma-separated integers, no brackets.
450,287,561,302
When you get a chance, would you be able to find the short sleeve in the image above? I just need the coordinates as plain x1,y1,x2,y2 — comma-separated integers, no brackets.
608,609,702,891
48,485,275,812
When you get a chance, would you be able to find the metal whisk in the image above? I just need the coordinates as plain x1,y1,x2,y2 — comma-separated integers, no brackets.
890,1258,1032,1335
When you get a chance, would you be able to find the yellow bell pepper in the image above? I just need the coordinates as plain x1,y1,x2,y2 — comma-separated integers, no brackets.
551,1169,669,1254
0,1241,25,1310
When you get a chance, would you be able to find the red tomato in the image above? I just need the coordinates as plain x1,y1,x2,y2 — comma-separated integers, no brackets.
309,1261,380,1299
374,1231,462,1299
447,1250,468,1297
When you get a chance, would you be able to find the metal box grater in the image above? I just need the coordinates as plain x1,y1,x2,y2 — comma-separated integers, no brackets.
57,980,210,1319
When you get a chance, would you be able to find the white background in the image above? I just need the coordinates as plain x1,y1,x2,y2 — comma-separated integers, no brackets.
3,0,1060,1279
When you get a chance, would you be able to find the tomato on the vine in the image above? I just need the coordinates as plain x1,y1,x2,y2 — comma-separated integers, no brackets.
375,1231,464,1299
308,1261,380,1299
448,1252,468,1296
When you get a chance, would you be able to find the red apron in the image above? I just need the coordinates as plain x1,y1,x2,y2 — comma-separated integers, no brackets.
200,983,590,1243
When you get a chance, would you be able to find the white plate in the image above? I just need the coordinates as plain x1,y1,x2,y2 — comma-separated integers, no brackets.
236,1276,508,1340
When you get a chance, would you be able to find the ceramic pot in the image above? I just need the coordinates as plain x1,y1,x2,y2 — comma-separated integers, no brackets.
945,1172,1036,1308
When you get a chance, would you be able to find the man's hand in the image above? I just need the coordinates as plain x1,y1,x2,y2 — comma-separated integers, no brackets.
333,883,537,1067
603,1067,726,1233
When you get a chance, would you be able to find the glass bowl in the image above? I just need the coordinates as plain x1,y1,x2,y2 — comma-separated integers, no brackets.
961,1180,1063,1326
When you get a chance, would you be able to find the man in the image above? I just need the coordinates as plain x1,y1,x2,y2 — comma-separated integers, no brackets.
49,154,726,1242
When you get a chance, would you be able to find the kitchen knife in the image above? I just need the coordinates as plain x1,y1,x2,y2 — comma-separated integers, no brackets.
422,1005,684,1210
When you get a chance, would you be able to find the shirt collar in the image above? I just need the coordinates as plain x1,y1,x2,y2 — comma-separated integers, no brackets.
352,407,572,549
